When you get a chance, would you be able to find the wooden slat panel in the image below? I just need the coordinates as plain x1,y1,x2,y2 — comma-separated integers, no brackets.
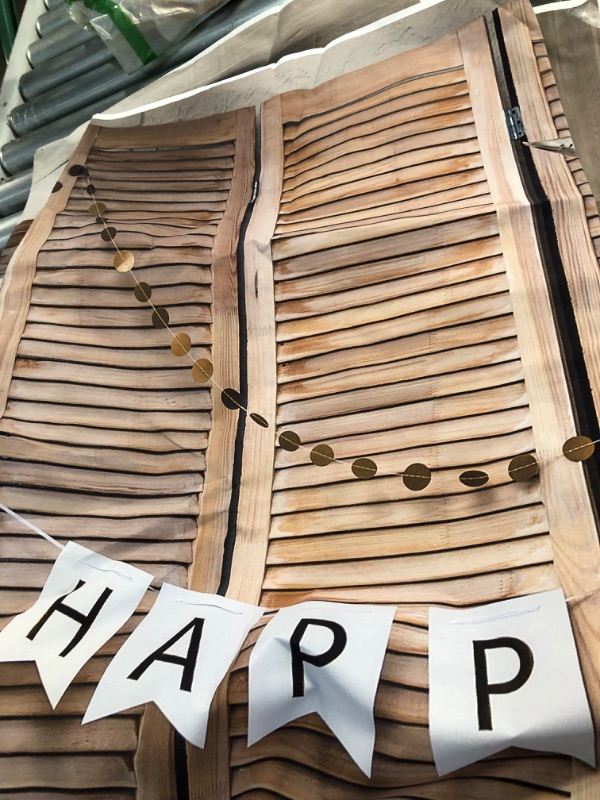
0,110,254,798
225,11,600,799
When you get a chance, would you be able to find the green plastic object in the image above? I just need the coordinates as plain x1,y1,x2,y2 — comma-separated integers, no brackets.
66,0,156,65
0,0,18,61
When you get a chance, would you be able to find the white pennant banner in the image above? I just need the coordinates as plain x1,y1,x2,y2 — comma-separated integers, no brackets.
0,541,151,708
83,583,264,747
248,601,396,777
429,589,596,776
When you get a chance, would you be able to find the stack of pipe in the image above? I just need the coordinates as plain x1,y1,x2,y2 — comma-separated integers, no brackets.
0,0,283,250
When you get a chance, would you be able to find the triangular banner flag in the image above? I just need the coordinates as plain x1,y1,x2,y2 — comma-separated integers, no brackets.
248,601,396,776
429,589,595,775
0,541,152,707
83,583,264,747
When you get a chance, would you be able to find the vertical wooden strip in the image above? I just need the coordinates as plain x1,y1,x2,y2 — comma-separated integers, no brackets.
499,0,600,426
459,17,600,792
185,107,256,800
134,707,177,800
0,124,99,418
187,98,282,800
188,107,255,594
227,97,283,605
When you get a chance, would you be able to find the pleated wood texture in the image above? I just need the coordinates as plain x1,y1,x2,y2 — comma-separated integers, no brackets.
220,13,600,800
0,110,255,797
531,38,600,264
499,0,600,426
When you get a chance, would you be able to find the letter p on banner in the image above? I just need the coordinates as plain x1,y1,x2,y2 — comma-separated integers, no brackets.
429,589,595,775
0,541,152,708
248,601,396,777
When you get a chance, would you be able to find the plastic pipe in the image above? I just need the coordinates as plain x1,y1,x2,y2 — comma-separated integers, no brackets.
0,170,33,217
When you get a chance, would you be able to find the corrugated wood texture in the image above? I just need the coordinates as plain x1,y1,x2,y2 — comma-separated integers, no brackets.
499,0,600,426
536,0,600,213
0,111,254,797
529,29,600,266
221,11,600,800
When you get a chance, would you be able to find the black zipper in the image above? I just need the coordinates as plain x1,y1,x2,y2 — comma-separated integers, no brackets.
489,9,600,520
217,153,261,597
173,119,262,800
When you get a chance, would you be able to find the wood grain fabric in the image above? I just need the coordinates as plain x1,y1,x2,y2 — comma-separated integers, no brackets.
0,110,255,797
222,5,600,799
1,1,600,798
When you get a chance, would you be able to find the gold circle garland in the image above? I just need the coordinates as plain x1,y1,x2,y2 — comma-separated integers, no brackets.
563,435,596,462
171,333,192,358
508,453,539,482
403,463,431,491
75,164,598,488
310,444,335,467
192,359,214,384
352,458,378,479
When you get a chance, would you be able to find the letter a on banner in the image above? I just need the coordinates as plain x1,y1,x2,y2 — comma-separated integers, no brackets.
84,584,264,747
0,541,151,708
429,589,595,775
248,601,396,777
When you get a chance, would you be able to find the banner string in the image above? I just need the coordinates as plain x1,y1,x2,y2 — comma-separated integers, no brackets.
566,586,600,606
3,496,600,608
0,502,64,550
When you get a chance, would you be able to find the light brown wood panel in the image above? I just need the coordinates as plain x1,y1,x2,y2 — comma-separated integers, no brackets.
0,718,139,754
275,253,504,320
277,292,513,363
500,0,600,428
0,433,205,475
282,119,476,193
2,755,136,790
8,380,211,413
20,322,212,352
0,110,255,798
267,503,546,564
227,562,564,608
274,181,492,236
0,536,191,564
221,7,600,799
278,313,517,386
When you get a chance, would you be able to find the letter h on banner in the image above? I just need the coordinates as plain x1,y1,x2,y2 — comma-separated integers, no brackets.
0,541,152,708
428,589,595,776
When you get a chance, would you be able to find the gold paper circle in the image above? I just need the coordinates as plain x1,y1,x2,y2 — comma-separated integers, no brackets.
310,444,334,467
133,282,152,302
460,470,489,488
88,201,106,216
279,431,301,452
250,413,269,429
113,251,135,272
403,463,431,491
563,435,596,462
101,227,117,242
352,458,377,479
508,453,539,482
221,388,242,410
171,333,192,357
69,164,88,177
191,359,213,384
152,308,170,329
